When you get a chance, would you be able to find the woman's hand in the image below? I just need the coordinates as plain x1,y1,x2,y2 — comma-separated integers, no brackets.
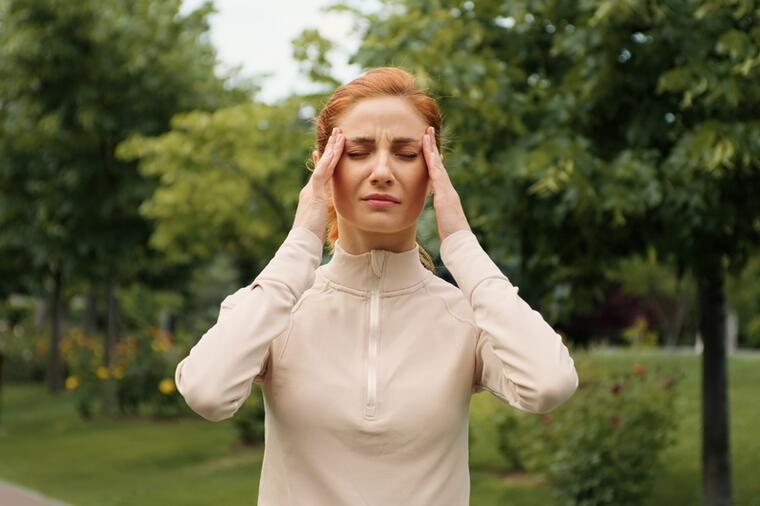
422,126,471,242
292,127,345,243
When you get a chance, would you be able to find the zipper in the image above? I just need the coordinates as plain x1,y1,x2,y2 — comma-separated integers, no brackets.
365,288,380,419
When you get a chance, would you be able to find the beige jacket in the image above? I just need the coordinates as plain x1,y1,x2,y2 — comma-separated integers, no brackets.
175,226,579,505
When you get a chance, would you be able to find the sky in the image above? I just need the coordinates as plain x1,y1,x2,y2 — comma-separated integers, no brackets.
180,0,370,104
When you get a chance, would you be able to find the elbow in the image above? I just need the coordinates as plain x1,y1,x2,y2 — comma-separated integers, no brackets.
186,391,238,422
531,366,579,414
175,360,239,422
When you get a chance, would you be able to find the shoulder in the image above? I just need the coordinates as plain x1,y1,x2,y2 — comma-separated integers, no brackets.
423,273,477,329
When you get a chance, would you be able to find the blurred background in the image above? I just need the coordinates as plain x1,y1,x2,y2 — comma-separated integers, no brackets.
1,0,758,505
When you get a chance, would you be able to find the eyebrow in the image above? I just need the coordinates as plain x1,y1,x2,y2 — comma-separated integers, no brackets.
347,136,419,146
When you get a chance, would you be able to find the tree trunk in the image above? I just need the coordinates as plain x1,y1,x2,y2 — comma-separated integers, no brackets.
159,308,174,335
101,265,119,417
34,297,47,329
47,266,64,393
82,282,98,337
697,266,733,506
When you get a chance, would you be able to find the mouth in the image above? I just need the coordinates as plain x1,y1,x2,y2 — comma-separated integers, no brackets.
362,197,400,208
361,194,401,203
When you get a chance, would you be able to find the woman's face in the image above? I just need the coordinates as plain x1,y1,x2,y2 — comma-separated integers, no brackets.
321,96,433,237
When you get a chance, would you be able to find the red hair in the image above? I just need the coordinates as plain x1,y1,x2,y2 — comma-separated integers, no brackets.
309,66,445,272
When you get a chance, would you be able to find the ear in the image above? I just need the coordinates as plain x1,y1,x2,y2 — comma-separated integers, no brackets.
312,150,319,166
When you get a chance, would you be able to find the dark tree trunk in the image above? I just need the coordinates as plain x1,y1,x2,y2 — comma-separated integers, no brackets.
82,282,98,337
47,266,64,393
160,308,175,335
101,265,119,416
697,266,733,506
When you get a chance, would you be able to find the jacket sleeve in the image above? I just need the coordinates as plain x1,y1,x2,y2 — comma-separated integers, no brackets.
174,226,324,422
439,229,578,414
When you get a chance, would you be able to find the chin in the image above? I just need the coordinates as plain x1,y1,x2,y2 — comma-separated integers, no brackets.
338,212,416,235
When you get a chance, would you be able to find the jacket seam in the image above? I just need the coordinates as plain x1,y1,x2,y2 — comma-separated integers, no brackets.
475,381,517,407
467,274,511,306
277,281,330,361
423,284,483,395
324,278,427,297
423,283,478,333
251,277,299,303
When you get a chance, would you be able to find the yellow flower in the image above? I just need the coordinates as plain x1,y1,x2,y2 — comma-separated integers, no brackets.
151,338,170,353
112,364,125,380
65,376,80,390
158,378,176,395
96,366,110,380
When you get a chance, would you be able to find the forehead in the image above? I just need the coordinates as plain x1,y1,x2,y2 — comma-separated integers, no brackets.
337,96,428,140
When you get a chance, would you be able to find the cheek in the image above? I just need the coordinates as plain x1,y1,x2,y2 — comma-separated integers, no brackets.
330,166,359,212
409,163,430,194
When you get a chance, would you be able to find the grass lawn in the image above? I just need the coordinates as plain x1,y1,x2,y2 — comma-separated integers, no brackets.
1,346,758,505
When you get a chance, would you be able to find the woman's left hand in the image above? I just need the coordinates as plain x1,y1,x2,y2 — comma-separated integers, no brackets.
422,126,472,242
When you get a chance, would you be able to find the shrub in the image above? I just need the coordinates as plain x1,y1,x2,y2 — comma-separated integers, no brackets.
531,360,682,506
0,298,48,383
62,327,188,419
232,387,266,446
492,408,547,473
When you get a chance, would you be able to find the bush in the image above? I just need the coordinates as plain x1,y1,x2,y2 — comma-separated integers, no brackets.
504,359,683,506
0,297,48,383
492,408,547,473
62,327,188,419
232,387,266,446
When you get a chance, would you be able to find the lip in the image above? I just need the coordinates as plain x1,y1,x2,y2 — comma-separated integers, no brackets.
364,199,398,208
361,193,400,203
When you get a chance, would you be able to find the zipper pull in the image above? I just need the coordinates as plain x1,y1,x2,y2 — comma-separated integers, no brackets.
370,249,386,278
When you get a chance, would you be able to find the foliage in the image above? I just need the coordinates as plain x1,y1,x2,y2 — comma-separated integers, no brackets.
116,97,319,268
619,314,659,348
324,0,760,334
0,297,48,382
61,327,186,419
726,251,760,348
232,388,267,446
605,247,698,347
0,0,251,293
493,358,682,505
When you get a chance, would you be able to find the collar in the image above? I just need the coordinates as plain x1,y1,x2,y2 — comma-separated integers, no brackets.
318,238,430,293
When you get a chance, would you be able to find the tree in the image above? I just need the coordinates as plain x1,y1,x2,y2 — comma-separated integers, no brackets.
117,97,320,277
324,0,759,504
0,0,252,410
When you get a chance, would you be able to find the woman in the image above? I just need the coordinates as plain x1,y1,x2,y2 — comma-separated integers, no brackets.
174,66,579,505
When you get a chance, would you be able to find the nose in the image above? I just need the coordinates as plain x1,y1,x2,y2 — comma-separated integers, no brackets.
369,151,394,184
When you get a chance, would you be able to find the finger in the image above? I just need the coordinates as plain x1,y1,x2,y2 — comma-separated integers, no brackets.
323,131,344,179
313,129,338,175
314,129,344,182
425,127,452,184
422,132,441,184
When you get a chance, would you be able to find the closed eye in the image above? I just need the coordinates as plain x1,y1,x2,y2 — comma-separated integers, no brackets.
347,152,418,160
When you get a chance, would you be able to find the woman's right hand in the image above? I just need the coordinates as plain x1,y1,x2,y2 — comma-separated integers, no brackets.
292,127,345,243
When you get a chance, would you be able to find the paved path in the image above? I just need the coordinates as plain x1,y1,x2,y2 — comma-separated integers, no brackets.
0,480,71,506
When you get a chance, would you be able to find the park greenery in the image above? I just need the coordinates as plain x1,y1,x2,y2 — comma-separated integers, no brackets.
1,0,759,505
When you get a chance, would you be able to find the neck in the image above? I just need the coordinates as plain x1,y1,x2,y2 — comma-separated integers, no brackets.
319,233,430,293
334,217,417,254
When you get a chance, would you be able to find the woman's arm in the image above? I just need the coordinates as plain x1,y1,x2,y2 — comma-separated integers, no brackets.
440,229,578,414
174,226,324,422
